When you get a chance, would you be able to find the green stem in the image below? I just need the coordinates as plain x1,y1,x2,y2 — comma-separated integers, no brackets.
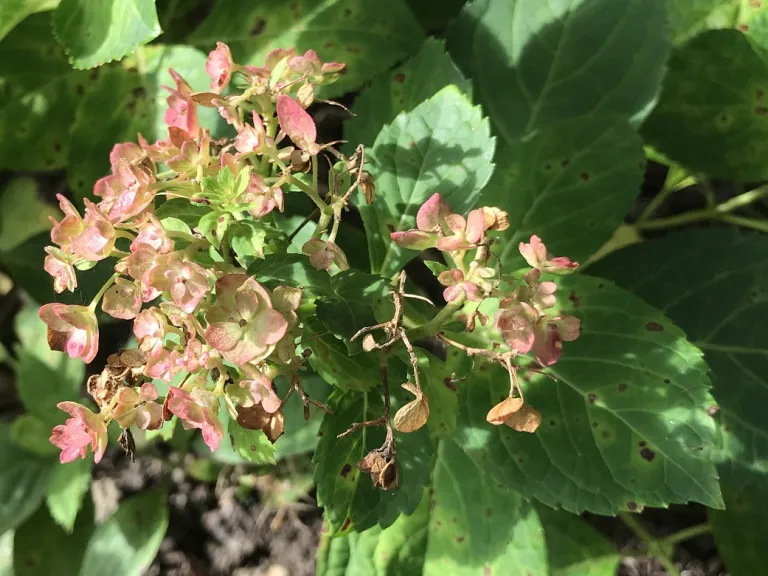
721,214,768,233
406,297,465,342
619,513,681,576
88,273,120,312
636,186,768,231
637,174,696,222
662,523,711,546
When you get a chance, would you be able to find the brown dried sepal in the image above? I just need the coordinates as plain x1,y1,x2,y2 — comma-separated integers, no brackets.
393,383,429,433
482,207,510,231
118,429,136,462
362,333,378,352
357,435,398,490
236,404,271,430
264,411,285,444
486,396,524,425
360,171,375,204
505,403,541,433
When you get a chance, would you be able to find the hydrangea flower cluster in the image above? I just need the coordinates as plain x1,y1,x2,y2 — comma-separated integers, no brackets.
38,42,581,472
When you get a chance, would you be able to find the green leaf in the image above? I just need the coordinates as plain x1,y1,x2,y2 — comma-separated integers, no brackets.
229,220,269,266
667,0,768,46
46,457,92,533
80,486,169,576
10,414,59,457
0,179,57,252
450,0,669,143
227,418,276,465
190,0,425,97
13,500,94,576
484,119,644,269
0,0,59,42
248,253,332,294
155,198,212,227
318,439,548,576
15,342,84,427
0,531,12,576
53,0,161,69
536,505,621,576
313,388,432,534
403,0,466,34
360,85,495,277
455,274,722,514
588,229,768,473
0,13,87,170
304,319,384,392
642,29,768,181
275,372,331,460
0,425,55,536
344,37,471,152
315,271,389,352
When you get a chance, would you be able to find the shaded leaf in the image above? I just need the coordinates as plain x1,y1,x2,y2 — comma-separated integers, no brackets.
53,0,161,69
190,0,425,97
344,37,471,152
313,388,432,534
248,253,332,294
0,178,56,251
80,485,169,576
455,274,722,514
667,0,768,45
642,29,768,181
275,372,331,460
10,414,59,457
359,85,495,277
227,418,276,465
0,0,59,42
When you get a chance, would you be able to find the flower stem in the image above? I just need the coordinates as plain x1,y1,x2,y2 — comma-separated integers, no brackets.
636,186,768,231
721,214,768,233
619,512,681,576
406,296,465,342
88,273,120,312
662,523,711,546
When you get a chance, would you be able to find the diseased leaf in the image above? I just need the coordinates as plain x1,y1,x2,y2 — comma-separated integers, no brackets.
667,0,768,45
318,439,548,576
190,0,425,97
313,388,432,534
53,0,161,69
642,29,768,181
0,13,88,171
0,0,59,42
0,179,56,252
80,486,169,576
275,372,331,460
360,85,495,277
248,253,332,294
345,37,471,152
536,504,621,576
483,120,644,270
455,274,722,514
227,418,277,465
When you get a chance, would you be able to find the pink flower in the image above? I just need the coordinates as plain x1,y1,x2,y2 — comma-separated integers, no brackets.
50,402,108,463
160,302,199,339
531,315,581,367
519,235,579,274
164,69,200,139
147,255,211,313
138,133,178,164
130,213,174,254
494,301,539,355
286,50,345,83
102,278,142,320
145,347,182,382
133,307,168,355
271,285,302,330
206,42,234,93
204,274,288,365
175,338,209,372
119,244,162,301
238,366,281,413
167,131,212,176
166,386,223,451
234,112,266,154
49,194,84,251
39,303,99,363
435,209,486,251
113,383,163,430
70,200,116,261
44,247,77,293
236,173,283,218
438,269,485,302
276,94,318,154
516,269,558,311
301,238,348,271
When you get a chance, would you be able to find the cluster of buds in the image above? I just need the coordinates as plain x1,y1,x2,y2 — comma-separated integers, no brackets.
391,193,581,435
42,43,351,464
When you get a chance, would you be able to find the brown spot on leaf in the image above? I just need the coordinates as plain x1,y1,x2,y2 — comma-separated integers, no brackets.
664,378,670,384
645,321,663,332
739,24,750,31
640,448,656,461
579,172,589,181
639,440,647,447
443,377,456,392
592,422,598,428
549,419,556,426
75,84,84,96
487,508,493,517
347,46,361,54
456,536,465,543
386,223,395,233
627,502,637,511
618,383,628,392
250,18,266,35
483,567,491,576
587,393,597,403
568,290,581,307
601,430,610,439
340,517,352,531
561,159,570,167
340,463,352,478
394,72,406,84
756,106,768,115
707,405,720,417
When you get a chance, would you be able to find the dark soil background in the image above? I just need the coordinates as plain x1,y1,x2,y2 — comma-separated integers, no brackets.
0,0,749,572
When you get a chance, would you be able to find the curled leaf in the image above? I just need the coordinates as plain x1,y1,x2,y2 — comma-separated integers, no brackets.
264,410,285,443
358,435,398,490
505,403,541,433
393,383,429,433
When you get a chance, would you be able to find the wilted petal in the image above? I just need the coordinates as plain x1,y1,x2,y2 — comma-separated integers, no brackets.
415,193,450,232
206,42,233,93
276,94,317,152
389,230,435,251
